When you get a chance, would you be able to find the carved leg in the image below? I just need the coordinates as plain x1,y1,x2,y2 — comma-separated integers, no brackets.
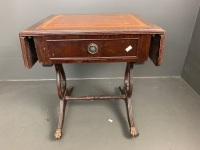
54,64,73,139
55,100,67,139
125,97,139,137
120,62,139,137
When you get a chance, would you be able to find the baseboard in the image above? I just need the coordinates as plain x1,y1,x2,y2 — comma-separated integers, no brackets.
0,76,181,82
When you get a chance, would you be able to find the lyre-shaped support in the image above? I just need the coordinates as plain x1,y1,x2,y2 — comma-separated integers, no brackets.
54,64,73,139
119,62,139,137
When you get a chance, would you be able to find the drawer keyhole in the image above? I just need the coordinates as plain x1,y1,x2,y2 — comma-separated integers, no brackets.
88,43,98,54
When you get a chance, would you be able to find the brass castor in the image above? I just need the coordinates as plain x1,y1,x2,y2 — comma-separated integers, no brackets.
54,129,62,139
130,127,139,137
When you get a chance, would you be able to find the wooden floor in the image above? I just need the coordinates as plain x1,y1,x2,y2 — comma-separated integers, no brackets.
0,78,200,150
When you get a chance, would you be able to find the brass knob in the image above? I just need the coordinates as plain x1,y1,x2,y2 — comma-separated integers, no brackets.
88,43,98,54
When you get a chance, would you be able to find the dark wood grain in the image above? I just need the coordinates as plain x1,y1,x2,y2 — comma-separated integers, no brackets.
19,14,165,68
149,34,165,66
19,36,37,68
45,34,150,64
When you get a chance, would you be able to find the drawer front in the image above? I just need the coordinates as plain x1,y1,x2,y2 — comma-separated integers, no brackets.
41,34,151,63
47,38,139,58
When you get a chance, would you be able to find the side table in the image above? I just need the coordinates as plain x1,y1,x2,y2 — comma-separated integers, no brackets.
19,14,165,139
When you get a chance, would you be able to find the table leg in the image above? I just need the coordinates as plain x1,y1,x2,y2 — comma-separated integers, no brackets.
125,97,139,137
120,62,139,137
54,64,73,139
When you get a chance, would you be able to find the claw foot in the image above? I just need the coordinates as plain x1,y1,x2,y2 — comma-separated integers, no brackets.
54,129,62,139
130,127,139,137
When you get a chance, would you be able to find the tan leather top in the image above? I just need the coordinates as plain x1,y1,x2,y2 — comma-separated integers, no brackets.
20,14,165,35
37,14,148,30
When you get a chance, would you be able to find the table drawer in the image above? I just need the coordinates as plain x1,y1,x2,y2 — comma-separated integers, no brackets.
47,38,139,58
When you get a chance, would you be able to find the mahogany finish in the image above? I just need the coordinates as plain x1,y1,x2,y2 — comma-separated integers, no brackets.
19,14,165,139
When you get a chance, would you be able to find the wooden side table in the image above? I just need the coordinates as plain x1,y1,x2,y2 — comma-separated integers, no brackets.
19,14,165,139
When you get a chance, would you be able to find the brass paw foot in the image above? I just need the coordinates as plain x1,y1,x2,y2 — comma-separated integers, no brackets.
54,129,62,139
130,127,139,137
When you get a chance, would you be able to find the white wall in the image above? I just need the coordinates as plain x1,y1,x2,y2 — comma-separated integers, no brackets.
0,0,200,80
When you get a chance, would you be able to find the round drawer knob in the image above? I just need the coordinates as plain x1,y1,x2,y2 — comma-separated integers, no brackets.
88,43,98,54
